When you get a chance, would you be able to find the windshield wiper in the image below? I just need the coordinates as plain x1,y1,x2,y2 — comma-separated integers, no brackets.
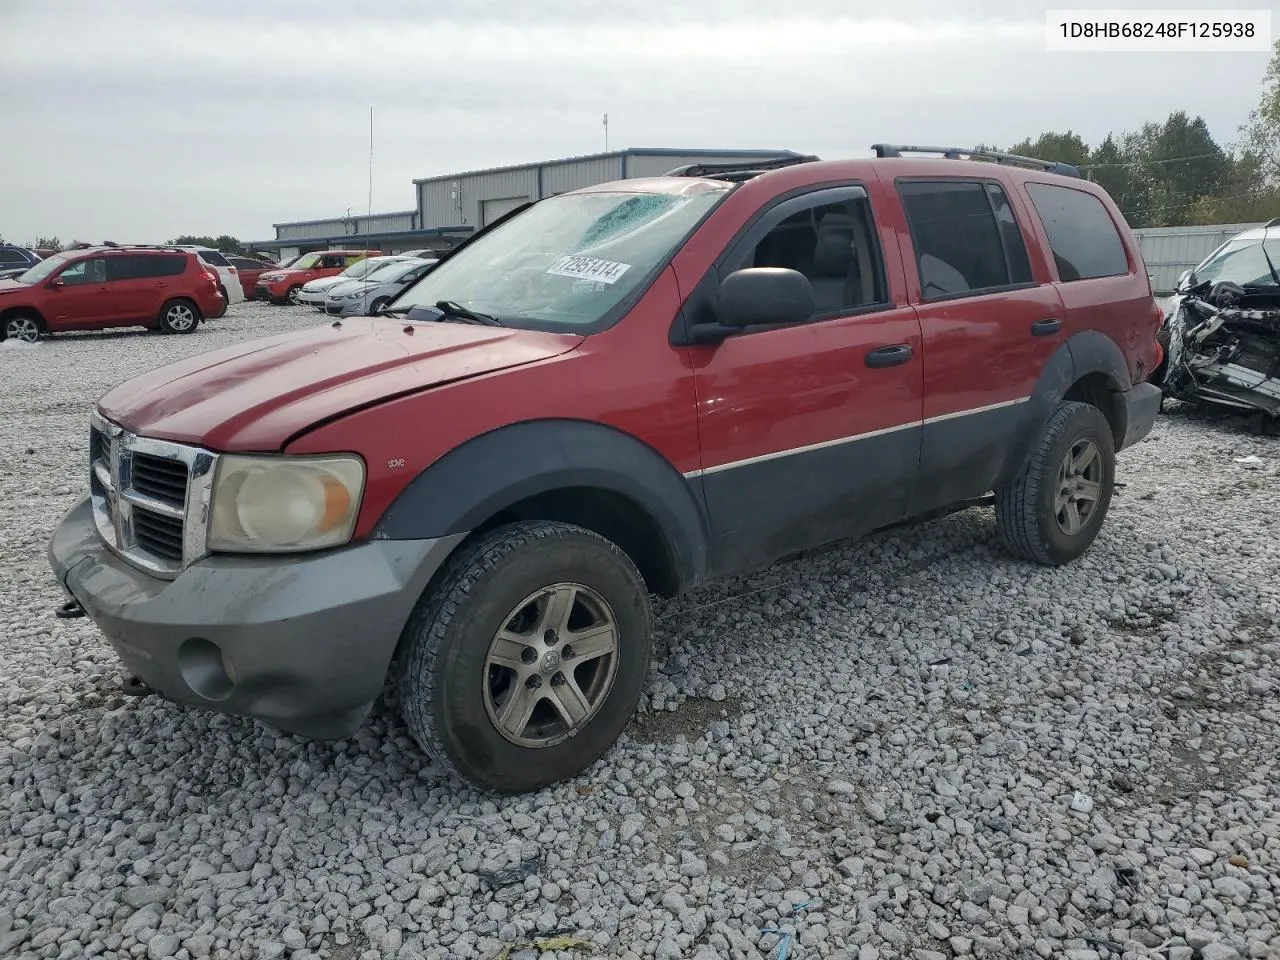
434,300,503,326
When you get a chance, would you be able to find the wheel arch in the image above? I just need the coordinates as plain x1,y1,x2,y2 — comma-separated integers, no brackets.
998,331,1132,487
0,305,47,329
370,418,711,599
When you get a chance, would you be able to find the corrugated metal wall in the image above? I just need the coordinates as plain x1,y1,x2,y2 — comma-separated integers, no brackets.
1133,222,1262,293
276,219,347,241
358,211,416,233
541,155,625,195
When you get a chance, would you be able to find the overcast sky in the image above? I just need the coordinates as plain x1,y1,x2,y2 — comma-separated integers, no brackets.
0,0,1273,245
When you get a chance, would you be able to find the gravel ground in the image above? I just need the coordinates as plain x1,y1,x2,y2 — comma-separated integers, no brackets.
1,301,1279,960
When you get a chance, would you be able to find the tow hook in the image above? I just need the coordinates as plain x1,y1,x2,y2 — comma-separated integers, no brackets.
54,599,85,620
121,676,154,698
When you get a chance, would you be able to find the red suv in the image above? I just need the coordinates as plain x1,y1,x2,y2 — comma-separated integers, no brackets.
49,146,1162,793
0,245,224,342
253,249,380,304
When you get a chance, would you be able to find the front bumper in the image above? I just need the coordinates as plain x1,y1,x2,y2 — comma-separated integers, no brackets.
49,494,463,739
296,290,327,307
1119,381,1162,451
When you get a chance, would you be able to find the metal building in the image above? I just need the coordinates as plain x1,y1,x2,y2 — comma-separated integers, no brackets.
247,147,801,260
1132,222,1261,294
414,147,802,230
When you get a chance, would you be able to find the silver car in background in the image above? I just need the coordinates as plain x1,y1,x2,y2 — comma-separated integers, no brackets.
324,258,438,317
296,255,412,308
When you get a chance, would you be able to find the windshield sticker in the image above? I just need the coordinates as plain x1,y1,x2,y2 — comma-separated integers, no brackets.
546,256,631,285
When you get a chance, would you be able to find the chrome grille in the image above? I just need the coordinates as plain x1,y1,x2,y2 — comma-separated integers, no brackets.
89,411,218,579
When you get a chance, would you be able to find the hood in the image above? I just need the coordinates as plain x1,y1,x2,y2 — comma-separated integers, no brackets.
97,316,584,451
324,279,365,298
303,275,346,292
0,278,31,293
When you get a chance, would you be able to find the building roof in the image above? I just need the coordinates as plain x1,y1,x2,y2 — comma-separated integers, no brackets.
411,147,804,184
244,225,474,250
269,209,418,229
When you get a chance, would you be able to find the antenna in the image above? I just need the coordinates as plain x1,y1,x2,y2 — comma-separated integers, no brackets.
603,112,608,152
368,106,374,216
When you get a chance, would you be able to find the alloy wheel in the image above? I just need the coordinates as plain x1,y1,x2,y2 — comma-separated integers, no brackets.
1054,438,1102,535
165,304,196,332
4,316,40,343
482,582,620,748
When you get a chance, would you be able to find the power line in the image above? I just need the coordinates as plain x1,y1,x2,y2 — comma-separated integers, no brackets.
1080,152,1223,170
1120,191,1260,220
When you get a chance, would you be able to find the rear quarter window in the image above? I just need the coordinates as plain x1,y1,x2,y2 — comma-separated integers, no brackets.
197,250,231,267
1025,183,1129,281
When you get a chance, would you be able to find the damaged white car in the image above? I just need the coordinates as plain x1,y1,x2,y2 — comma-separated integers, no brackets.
1155,219,1280,417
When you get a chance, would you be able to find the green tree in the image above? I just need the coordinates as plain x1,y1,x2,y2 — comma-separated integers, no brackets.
1006,130,1093,169
168,234,245,255
33,236,62,252
1241,38,1280,184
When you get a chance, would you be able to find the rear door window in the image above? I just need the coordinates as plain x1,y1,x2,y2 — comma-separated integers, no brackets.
897,179,1034,300
197,249,231,267
1024,183,1129,281
0,249,27,265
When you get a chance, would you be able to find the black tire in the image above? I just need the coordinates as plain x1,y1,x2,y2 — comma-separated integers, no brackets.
157,298,200,335
995,401,1115,566
286,286,303,305
369,297,390,315
395,521,652,793
1,311,44,343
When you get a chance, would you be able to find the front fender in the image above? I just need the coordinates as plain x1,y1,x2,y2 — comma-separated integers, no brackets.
370,418,710,592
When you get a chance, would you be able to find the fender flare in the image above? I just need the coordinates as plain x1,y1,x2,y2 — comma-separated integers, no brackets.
999,331,1131,485
370,418,710,592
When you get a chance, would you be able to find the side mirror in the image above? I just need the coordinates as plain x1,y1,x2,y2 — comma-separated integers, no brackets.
49,277,65,289
718,267,815,328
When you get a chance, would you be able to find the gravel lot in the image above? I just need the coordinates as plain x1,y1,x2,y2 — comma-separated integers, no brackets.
2,301,1279,960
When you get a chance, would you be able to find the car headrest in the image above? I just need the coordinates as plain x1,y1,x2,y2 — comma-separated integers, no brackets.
812,212,855,278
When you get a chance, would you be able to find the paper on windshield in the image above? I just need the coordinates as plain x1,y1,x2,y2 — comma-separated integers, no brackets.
546,255,631,285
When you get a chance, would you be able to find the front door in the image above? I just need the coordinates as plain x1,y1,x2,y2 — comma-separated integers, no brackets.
682,185,925,576
45,257,114,330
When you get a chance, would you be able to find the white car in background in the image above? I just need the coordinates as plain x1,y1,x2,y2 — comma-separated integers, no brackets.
295,255,412,309
170,245,245,305
323,258,438,317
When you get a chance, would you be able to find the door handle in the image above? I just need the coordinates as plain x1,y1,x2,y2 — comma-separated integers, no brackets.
1032,317,1062,337
865,344,913,368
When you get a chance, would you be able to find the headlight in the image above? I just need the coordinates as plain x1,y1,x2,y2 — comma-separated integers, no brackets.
207,455,365,553
343,289,366,299
261,274,282,283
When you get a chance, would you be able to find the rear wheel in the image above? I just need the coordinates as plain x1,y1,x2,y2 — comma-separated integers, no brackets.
994,401,1115,566
395,521,652,793
158,299,200,334
2,312,43,343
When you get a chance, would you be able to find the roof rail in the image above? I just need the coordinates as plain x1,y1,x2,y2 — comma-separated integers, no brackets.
870,144,1082,178
665,154,822,181
1264,217,1280,229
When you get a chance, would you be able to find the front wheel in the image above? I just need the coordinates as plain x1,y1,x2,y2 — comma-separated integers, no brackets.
994,401,1115,566
158,299,200,334
368,297,390,315
286,286,303,305
2,312,43,343
395,521,652,793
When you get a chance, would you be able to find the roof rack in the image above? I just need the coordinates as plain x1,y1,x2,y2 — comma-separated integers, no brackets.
665,154,822,181
870,144,1082,178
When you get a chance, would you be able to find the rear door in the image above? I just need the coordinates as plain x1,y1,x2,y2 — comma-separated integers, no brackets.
1018,181,1150,382
46,256,113,329
685,183,924,575
892,177,1067,515
104,255,156,322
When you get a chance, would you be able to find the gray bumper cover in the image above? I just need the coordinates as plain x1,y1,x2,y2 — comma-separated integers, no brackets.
1119,381,1162,451
49,494,462,739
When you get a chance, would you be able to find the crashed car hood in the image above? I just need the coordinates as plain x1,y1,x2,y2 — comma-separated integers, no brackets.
97,316,583,450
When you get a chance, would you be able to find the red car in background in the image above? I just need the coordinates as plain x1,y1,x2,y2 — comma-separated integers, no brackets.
0,245,224,341
226,255,281,299
253,249,380,305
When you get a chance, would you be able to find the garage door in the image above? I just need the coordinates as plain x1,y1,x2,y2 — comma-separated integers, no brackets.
481,196,530,226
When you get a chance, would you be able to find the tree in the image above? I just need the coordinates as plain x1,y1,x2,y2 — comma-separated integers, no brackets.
33,236,62,252
168,234,245,255
1241,38,1280,184
1007,130,1093,169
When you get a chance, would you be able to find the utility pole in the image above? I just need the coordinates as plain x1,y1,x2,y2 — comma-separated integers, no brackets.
603,113,608,152
368,106,374,216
